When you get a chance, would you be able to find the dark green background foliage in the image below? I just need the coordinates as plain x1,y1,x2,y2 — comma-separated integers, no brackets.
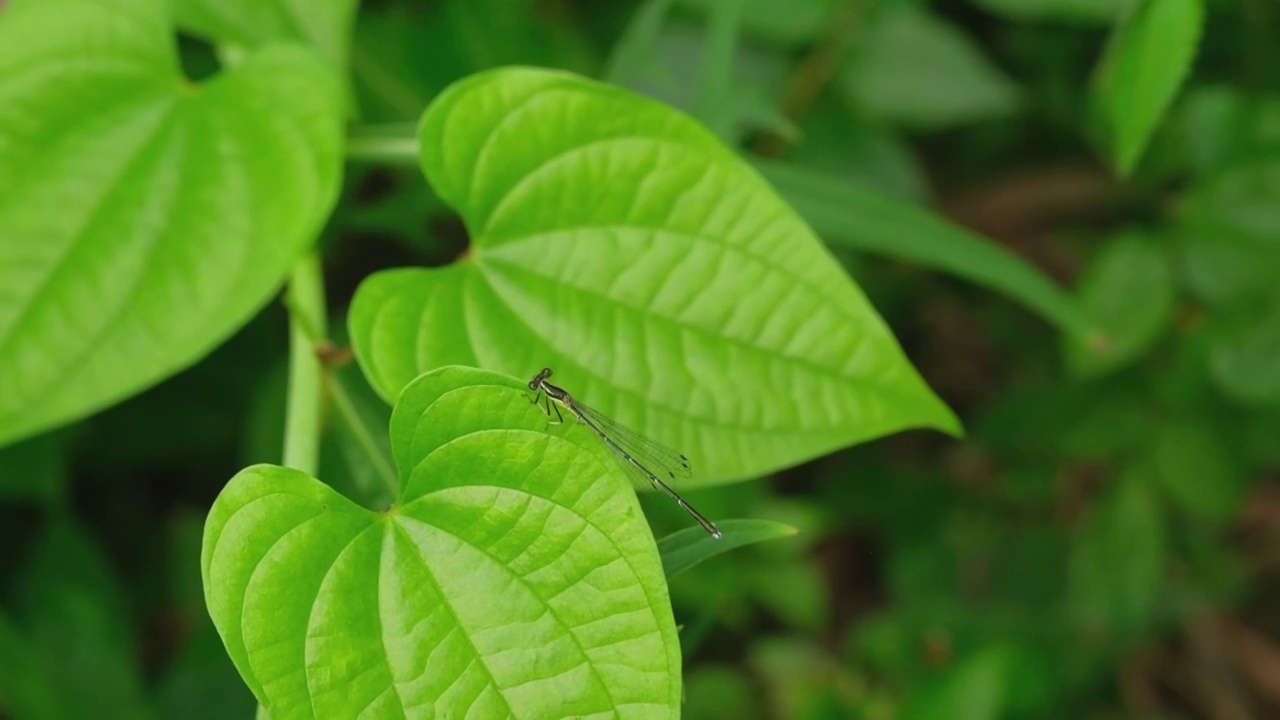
2,0,1279,717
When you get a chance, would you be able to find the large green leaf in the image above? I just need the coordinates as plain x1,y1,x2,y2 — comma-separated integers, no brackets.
1092,0,1204,175
170,0,358,70
0,0,343,447
202,366,682,718
349,67,959,486
756,160,1096,341
1064,233,1174,377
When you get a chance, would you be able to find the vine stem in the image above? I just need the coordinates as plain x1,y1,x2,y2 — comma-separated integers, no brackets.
282,254,326,475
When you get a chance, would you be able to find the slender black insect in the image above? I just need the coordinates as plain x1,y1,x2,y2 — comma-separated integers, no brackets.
529,368,722,539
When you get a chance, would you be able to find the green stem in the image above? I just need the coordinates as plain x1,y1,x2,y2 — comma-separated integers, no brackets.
282,255,326,475
346,123,419,166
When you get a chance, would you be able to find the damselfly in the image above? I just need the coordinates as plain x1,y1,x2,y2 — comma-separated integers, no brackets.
529,368,722,539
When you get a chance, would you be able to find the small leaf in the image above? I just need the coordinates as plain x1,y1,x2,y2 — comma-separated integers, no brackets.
1069,469,1166,642
1093,0,1205,175
1210,299,1280,407
901,646,1012,720
171,0,358,70
349,67,959,486
1065,233,1175,377
1178,159,1280,306
1146,419,1240,524
840,4,1021,131
0,0,343,447
658,519,796,579
756,160,1096,341
203,366,682,718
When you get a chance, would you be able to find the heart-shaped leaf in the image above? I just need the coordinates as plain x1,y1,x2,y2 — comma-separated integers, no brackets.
0,0,343,447
349,67,959,486
202,366,682,718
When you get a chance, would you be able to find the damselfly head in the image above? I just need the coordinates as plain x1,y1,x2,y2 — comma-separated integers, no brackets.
529,367,553,390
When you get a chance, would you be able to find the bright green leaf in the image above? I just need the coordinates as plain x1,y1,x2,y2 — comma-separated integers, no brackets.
12,517,154,720
1069,469,1165,642
658,519,796,579
840,4,1021,131
1147,419,1240,523
0,0,343,447
349,67,959,486
170,0,358,70
1065,233,1174,377
756,160,1096,341
203,366,682,718
1092,0,1204,175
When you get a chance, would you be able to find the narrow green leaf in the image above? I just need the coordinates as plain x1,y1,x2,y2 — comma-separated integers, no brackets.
658,519,796,579
0,0,343,447
693,0,745,139
170,0,358,70
840,4,1021,131
203,366,682,718
756,160,1097,341
1065,233,1174,377
1093,0,1205,175
350,67,959,487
